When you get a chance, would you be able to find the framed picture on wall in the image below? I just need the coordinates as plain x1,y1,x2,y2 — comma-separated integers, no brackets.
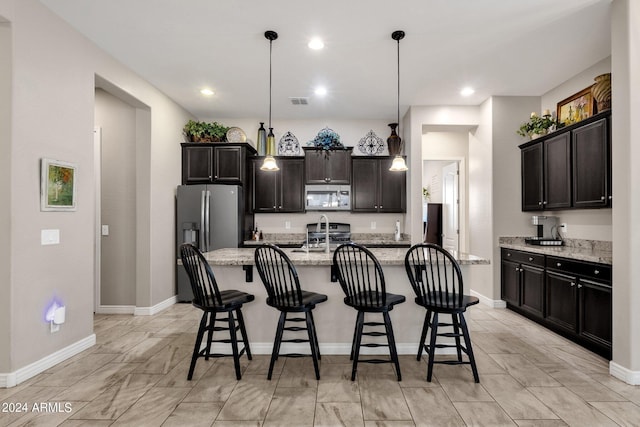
40,158,77,211
557,86,595,126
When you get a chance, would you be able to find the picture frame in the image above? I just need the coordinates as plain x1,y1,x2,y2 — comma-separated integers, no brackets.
41,158,77,211
557,86,596,126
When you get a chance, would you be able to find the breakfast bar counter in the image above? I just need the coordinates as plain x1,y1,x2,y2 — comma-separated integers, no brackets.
198,246,489,355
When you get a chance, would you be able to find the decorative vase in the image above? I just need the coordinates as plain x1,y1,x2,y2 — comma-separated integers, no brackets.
591,73,611,112
256,122,267,155
267,127,276,156
387,123,401,156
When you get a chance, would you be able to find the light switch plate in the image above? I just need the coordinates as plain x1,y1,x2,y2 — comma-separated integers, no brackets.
371,221,376,230
41,229,60,245
101,225,109,236
285,221,291,229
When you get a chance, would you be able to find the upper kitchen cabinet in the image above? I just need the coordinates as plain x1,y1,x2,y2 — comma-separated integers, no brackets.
304,147,352,184
251,157,305,213
352,156,406,213
519,110,611,211
181,143,257,185
572,117,610,208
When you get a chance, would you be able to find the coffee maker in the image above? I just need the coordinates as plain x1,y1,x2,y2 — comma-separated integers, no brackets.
526,215,563,246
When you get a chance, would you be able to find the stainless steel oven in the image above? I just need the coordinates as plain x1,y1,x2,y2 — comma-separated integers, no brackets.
304,185,351,211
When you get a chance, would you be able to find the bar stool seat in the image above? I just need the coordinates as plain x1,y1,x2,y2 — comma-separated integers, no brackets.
180,243,254,381
333,243,405,381
255,244,327,380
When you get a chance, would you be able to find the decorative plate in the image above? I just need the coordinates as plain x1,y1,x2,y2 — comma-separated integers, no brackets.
357,130,384,155
226,127,247,143
278,131,301,155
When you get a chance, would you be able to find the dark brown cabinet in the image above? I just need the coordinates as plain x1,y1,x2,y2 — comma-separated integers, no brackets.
304,148,352,184
181,143,256,186
251,157,305,213
501,247,611,359
521,132,571,211
520,111,611,211
572,117,610,208
352,157,406,213
500,249,545,318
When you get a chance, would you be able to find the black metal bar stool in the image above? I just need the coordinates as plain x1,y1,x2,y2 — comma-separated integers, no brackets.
404,243,480,383
332,243,405,381
254,244,328,380
180,243,254,380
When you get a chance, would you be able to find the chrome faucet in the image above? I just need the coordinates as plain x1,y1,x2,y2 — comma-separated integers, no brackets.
317,214,330,253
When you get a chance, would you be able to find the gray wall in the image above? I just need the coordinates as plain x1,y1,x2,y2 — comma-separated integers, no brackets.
0,18,12,373
95,89,136,306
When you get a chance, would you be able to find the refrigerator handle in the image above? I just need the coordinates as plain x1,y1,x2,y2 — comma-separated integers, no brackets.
205,190,211,252
200,190,206,252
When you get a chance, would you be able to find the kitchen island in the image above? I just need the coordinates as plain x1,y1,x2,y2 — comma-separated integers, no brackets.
199,246,489,355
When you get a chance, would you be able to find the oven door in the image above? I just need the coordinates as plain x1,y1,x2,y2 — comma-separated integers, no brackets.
305,185,351,210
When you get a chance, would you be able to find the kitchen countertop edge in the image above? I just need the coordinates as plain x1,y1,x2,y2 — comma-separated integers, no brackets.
499,238,612,265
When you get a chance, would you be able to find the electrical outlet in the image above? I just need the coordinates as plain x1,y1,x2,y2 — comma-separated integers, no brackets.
559,223,567,234
371,221,376,230
285,221,291,229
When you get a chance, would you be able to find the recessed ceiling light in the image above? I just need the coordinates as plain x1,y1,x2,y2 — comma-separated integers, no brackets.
314,87,327,96
308,38,324,50
200,88,214,96
460,87,475,97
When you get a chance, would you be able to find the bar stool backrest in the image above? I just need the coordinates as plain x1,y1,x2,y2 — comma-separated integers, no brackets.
333,243,387,307
180,243,223,308
404,243,464,309
255,244,304,307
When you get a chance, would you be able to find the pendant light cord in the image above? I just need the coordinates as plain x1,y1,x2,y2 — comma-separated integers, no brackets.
269,38,273,129
396,36,400,137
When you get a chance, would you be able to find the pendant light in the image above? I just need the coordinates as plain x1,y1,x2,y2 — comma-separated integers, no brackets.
261,30,280,171
389,30,408,172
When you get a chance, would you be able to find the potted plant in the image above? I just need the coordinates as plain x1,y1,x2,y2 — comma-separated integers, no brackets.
183,120,229,142
517,112,557,139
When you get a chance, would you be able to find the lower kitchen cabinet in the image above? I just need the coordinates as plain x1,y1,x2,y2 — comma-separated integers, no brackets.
251,157,304,213
501,248,611,359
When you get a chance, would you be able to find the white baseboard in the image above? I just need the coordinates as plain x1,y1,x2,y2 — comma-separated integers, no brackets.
610,361,640,385
96,296,177,316
0,334,96,388
470,289,507,308
134,295,177,316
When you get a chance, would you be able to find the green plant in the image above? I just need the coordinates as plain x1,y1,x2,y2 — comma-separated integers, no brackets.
422,186,431,201
517,113,557,138
183,120,229,142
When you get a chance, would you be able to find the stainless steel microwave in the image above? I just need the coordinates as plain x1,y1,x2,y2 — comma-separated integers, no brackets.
305,185,351,211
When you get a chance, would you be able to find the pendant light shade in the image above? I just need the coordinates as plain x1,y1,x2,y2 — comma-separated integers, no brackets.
261,30,279,172
389,30,408,172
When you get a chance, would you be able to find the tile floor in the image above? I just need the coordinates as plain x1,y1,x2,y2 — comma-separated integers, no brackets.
1,303,639,426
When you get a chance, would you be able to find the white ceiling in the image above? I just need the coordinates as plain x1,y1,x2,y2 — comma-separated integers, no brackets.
38,0,611,121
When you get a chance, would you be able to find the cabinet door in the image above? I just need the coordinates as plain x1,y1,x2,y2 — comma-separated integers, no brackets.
278,158,305,212
572,118,609,208
545,270,577,333
214,146,244,183
305,150,329,184
578,278,612,350
351,158,378,212
520,264,545,318
327,150,351,184
379,157,406,213
182,146,213,184
501,259,520,306
544,133,571,210
251,160,277,212
521,143,544,211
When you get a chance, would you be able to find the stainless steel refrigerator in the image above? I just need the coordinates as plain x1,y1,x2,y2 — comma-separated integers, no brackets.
176,184,253,301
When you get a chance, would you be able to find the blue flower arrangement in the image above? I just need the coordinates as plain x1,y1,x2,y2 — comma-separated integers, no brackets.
307,127,344,150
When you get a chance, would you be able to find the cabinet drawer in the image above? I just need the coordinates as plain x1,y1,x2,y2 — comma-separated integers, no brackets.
546,256,611,284
501,248,545,267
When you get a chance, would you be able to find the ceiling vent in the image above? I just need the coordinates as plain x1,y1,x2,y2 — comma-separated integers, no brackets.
289,97,309,105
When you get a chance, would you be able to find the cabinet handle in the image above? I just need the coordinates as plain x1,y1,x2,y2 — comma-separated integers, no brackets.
570,282,576,287
515,267,519,272
279,206,282,209
543,201,547,205
577,284,583,289
538,201,543,206
380,205,383,208
273,206,276,209
528,257,533,261
601,196,605,201
506,253,511,257
556,262,562,267
609,196,612,200
374,205,378,208
594,269,600,275
208,175,212,179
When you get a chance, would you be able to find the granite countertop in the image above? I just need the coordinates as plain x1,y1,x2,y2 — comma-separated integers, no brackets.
499,237,612,265
243,232,412,247
203,247,489,267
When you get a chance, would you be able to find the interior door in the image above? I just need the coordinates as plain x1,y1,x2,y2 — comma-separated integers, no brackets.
442,161,459,252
